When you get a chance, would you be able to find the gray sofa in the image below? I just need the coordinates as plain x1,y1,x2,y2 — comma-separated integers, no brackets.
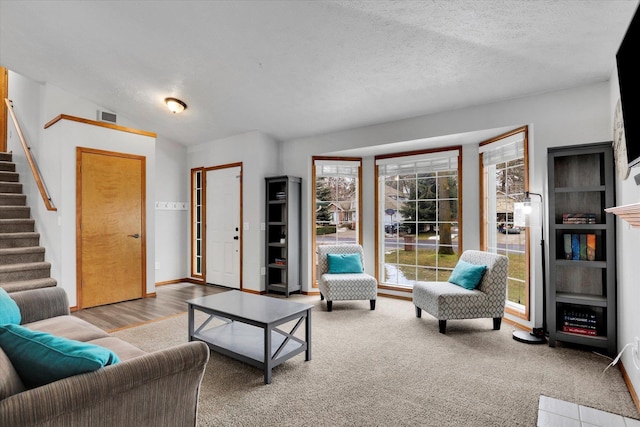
0,287,210,426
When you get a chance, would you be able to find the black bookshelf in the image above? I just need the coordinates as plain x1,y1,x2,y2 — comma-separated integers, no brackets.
547,142,617,357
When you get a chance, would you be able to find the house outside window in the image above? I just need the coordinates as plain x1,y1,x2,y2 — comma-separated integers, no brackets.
376,148,461,289
479,127,530,319
312,157,362,285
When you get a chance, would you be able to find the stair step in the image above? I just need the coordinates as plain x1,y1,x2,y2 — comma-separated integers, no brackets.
0,206,30,219
0,162,16,173
0,194,26,206
0,247,45,265
0,232,40,248
0,261,51,282
0,171,19,183
0,182,23,194
0,277,57,293
0,153,56,292
0,219,35,233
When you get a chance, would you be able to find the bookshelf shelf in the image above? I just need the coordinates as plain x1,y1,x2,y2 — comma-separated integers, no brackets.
547,142,617,357
554,185,606,193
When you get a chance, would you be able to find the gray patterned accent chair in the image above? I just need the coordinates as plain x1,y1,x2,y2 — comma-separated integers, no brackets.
413,250,509,334
317,244,377,312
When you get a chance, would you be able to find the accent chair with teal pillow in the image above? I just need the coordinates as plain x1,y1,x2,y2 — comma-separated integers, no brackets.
317,244,378,312
0,324,120,387
0,288,21,325
412,250,509,334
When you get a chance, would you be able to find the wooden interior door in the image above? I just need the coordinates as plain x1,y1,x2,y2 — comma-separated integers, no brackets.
77,147,146,308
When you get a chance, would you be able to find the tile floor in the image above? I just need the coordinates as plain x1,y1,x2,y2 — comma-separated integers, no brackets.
538,395,640,427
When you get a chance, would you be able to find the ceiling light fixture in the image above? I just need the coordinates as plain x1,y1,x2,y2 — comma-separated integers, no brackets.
164,97,187,114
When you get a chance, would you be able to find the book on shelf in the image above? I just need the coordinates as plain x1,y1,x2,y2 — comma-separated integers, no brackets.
571,234,580,260
586,234,596,261
562,213,597,224
579,234,587,260
563,234,572,259
562,325,597,336
274,258,286,265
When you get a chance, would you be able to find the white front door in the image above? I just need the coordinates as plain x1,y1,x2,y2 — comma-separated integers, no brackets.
205,166,241,289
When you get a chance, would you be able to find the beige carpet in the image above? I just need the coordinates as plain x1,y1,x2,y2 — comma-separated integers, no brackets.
112,295,639,426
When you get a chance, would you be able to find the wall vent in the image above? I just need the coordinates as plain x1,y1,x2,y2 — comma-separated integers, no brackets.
97,110,117,124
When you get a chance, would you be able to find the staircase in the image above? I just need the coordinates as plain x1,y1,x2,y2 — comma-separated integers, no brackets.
0,152,57,292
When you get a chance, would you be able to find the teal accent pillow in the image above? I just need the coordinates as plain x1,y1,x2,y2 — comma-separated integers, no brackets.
327,253,363,274
449,260,486,290
0,288,21,325
0,324,120,388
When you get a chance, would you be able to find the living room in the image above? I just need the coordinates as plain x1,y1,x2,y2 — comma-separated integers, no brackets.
1,1,640,426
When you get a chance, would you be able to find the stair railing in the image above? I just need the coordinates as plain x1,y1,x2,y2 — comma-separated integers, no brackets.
4,98,57,211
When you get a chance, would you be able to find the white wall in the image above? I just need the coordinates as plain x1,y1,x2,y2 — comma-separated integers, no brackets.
609,71,640,399
154,136,189,283
187,131,279,293
45,119,156,306
281,82,613,333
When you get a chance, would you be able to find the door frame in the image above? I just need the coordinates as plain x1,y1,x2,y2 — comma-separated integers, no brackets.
202,162,243,290
0,67,8,152
76,146,147,308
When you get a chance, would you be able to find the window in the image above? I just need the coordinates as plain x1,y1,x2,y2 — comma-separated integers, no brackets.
191,168,203,278
479,127,529,318
312,157,361,285
376,148,461,288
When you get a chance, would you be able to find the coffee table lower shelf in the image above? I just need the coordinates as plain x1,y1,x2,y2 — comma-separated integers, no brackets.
192,321,306,372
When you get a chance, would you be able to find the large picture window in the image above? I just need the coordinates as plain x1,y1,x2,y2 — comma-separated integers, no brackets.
312,157,362,285
376,148,461,288
480,127,529,318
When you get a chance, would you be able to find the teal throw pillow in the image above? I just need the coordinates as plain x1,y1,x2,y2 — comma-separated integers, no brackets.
327,253,363,274
0,288,21,325
449,260,486,290
0,324,120,388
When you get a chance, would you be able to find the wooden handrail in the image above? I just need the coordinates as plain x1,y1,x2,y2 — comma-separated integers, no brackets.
4,98,57,211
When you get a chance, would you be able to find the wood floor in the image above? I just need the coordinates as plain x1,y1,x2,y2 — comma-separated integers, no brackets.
71,282,228,332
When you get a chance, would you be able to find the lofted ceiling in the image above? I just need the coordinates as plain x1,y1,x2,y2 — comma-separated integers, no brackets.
0,0,638,147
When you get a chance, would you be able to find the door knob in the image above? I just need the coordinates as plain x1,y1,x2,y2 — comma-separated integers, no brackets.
128,233,140,239
233,236,239,240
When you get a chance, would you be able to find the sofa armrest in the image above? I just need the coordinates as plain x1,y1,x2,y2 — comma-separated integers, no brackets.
11,287,70,324
0,341,210,427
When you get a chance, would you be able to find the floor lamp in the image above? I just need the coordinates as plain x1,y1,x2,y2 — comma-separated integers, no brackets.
512,191,547,344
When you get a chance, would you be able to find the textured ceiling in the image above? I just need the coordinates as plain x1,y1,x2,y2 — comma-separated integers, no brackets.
0,0,638,146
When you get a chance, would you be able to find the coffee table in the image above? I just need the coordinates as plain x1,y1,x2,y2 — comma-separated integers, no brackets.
187,291,312,384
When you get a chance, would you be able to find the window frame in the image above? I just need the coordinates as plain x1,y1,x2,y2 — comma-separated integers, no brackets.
190,168,204,279
479,126,530,320
311,156,363,288
375,146,463,292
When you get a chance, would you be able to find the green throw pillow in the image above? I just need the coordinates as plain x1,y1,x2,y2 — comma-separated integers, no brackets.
327,253,363,274
0,288,21,325
449,260,486,290
0,324,120,388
